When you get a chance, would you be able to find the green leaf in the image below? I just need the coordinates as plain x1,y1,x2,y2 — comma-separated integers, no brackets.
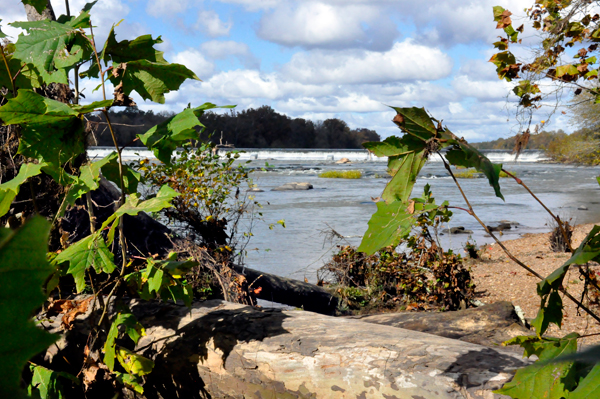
389,106,437,141
103,313,146,372
0,217,57,399
10,20,81,84
28,364,79,399
383,147,428,203
0,163,44,217
110,59,199,104
64,155,114,207
0,44,43,90
445,143,504,200
0,19,7,39
531,290,563,336
116,347,154,376
358,196,441,255
495,333,578,398
0,89,77,125
18,119,86,181
54,234,116,292
21,0,48,14
538,226,600,296
138,105,217,163
114,372,144,394
103,31,166,64
70,100,113,115
556,64,579,77
100,185,179,231
569,363,600,398
100,152,141,194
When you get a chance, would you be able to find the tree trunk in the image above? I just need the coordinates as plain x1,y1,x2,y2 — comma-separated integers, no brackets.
24,0,56,21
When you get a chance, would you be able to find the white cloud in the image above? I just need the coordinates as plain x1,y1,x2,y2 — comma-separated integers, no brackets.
172,49,215,80
146,0,189,17
257,1,398,50
196,10,232,37
215,0,281,12
200,41,260,69
282,40,453,85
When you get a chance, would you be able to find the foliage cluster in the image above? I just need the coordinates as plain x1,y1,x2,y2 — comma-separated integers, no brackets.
471,129,568,150
317,170,362,179
320,194,474,314
545,128,600,164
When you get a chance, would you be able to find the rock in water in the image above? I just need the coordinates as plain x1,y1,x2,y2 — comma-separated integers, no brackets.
335,157,351,164
272,182,314,191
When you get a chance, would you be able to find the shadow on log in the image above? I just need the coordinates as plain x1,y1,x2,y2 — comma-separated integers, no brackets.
232,265,338,315
40,299,530,398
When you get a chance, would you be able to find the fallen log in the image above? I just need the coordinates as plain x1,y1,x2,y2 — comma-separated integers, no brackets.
347,301,533,351
41,298,529,398
232,265,338,315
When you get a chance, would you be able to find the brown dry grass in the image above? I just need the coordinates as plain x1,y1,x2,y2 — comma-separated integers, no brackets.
469,223,600,345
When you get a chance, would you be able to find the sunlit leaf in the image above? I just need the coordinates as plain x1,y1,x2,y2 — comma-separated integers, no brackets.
0,163,44,217
0,217,57,399
103,313,146,372
100,152,141,194
116,347,154,376
0,89,77,125
28,364,79,399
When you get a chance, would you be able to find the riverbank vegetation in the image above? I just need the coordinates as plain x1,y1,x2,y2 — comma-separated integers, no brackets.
317,170,362,179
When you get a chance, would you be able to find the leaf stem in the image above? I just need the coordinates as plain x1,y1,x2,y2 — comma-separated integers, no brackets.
0,43,17,97
439,152,600,325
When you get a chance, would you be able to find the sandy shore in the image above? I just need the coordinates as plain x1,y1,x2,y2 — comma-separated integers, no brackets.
469,222,600,345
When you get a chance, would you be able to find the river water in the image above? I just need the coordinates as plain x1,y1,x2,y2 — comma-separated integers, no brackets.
89,147,600,281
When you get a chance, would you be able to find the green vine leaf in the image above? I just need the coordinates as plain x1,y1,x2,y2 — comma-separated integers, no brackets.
530,290,563,336
64,155,114,207
0,44,43,90
0,217,57,399
0,89,77,125
100,152,141,194
103,30,166,64
54,233,116,293
495,333,579,398
388,106,438,141
138,104,218,164
116,347,154,376
10,20,82,84
110,59,199,104
569,363,600,398
0,162,44,217
104,313,147,372
444,142,504,200
70,100,113,115
100,185,179,232
358,187,446,255
28,364,79,399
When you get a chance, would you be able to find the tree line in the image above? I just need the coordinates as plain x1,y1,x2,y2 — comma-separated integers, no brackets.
88,106,380,149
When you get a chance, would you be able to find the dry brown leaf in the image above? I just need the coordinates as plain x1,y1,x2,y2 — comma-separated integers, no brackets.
61,297,93,330
392,114,404,126
407,200,415,215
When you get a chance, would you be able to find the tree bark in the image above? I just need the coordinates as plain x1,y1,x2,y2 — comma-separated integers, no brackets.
25,0,56,21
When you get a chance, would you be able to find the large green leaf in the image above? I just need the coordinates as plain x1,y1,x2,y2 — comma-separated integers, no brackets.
0,43,42,90
0,217,57,399
100,152,141,194
18,119,86,182
70,100,113,115
0,89,77,125
116,347,154,376
495,333,579,398
54,233,116,292
110,59,199,104
358,190,444,255
444,142,504,200
138,105,217,163
10,20,81,84
0,163,44,217
530,290,563,336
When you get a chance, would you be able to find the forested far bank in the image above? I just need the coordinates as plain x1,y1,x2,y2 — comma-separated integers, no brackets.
473,129,600,165
88,106,380,149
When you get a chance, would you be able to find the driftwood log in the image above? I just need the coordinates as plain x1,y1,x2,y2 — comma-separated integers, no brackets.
42,298,529,398
348,301,533,351
233,265,338,314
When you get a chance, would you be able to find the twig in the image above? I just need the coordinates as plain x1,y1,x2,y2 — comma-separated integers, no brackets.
439,152,600,326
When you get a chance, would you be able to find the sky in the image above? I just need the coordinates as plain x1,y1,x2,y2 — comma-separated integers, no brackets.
1,0,574,142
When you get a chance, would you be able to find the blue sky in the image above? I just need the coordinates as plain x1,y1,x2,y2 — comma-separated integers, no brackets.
2,0,572,141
